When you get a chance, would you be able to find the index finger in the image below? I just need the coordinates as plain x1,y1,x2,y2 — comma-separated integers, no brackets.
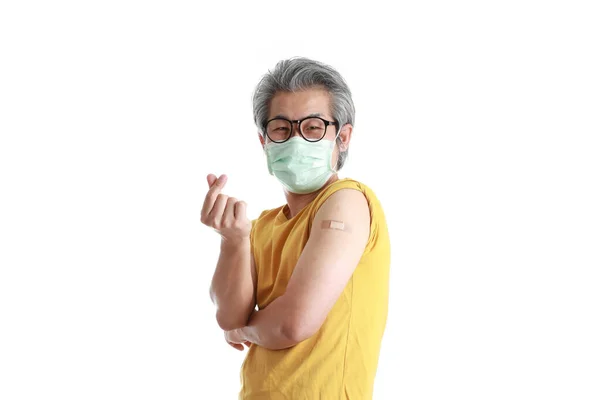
201,174,227,218
234,200,247,220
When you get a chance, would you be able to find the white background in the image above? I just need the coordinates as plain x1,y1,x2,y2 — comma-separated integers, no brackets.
1,1,599,399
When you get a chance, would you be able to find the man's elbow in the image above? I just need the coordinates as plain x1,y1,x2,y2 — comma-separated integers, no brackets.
281,317,319,344
215,308,252,331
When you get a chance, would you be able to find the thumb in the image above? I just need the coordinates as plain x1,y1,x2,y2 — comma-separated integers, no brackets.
207,174,217,187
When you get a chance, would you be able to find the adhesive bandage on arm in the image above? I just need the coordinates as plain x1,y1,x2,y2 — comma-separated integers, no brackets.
321,220,350,233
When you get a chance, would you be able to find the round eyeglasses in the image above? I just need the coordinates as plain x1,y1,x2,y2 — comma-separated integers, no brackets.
264,116,339,143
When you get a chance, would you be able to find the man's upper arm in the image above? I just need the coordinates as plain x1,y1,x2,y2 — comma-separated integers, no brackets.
281,188,370,341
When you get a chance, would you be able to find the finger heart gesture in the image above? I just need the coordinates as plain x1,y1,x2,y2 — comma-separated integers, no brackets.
200,174,251,241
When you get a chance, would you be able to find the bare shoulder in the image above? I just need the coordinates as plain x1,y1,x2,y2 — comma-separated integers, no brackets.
312,188,370,241
317,188,369,214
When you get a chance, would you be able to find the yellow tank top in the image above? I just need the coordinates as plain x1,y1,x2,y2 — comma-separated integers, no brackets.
240,178,390,399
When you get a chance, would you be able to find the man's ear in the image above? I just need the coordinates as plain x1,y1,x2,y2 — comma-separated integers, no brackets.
258,132,265,149
338,124,353,151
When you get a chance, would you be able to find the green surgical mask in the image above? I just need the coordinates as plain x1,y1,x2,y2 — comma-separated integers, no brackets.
265,136,337,194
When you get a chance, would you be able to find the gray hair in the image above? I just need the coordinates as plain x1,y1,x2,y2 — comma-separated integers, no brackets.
252,57,355,171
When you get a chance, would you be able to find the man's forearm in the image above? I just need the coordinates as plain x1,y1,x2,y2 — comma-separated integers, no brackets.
209,237,255,330
235,295,302,350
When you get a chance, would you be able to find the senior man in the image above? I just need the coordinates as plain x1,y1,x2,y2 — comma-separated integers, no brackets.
202,57,390,399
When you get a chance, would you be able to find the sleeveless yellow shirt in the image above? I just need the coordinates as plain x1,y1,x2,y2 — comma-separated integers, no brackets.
239,178,390,399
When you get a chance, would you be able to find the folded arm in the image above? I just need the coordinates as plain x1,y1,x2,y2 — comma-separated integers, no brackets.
230,189,370,350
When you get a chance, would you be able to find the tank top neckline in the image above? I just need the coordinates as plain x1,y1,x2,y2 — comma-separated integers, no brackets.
275,177,352,223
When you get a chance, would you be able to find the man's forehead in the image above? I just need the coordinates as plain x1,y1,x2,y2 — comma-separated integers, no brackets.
271,112,326,120
268,90,332,119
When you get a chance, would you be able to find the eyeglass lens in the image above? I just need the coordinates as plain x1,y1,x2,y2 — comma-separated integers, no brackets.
266,118,327,142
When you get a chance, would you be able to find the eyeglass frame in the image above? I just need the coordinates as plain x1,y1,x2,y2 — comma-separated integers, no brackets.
262,115,340,143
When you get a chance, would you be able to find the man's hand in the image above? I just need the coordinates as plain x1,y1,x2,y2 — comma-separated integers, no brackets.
224,329,252,351
201,173,251,242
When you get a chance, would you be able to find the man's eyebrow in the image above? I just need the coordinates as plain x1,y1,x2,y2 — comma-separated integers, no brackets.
271,113,325,120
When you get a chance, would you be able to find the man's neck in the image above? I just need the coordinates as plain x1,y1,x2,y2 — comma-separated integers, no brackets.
283,174,340,219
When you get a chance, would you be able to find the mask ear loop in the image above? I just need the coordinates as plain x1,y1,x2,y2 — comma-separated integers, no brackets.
331,124,343,172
